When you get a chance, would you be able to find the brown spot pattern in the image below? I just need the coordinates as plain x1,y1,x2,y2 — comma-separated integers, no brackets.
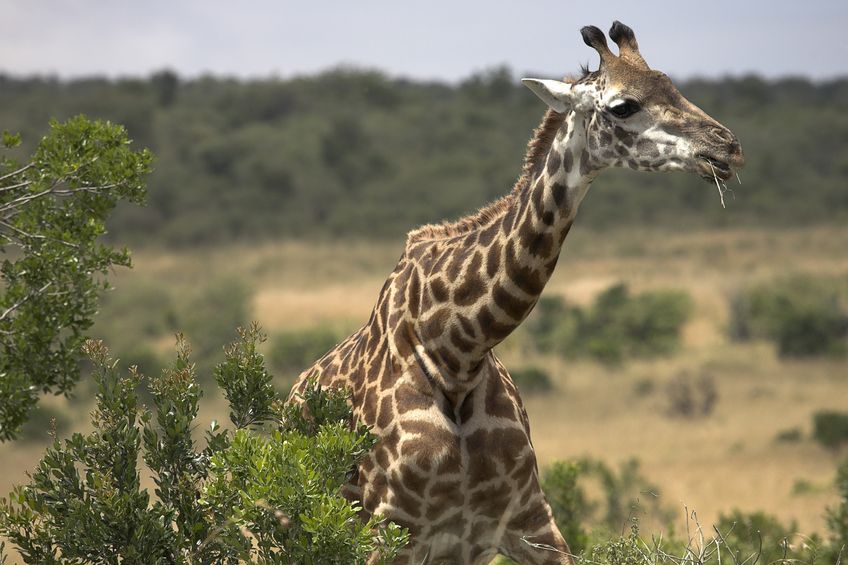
476,305,514,342
562,148,573,172
486,241,501,278
493,282,533,320
580,149,592,175
546,150,561,175
453,252,484,306
552,182,567,207
505,241,544,295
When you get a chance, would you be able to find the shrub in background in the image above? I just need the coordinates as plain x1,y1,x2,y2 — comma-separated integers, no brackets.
539,460,845,563
526,284,692,364
0,324,407,564
179,277,251,376
510,366,554,394
540,461,590,554
91,281,177,378
269,325,343,377
826,459,848,561
89,276,251,384
631,378,656,398
813,410,848,450
16,404,71,444
541,456,672,554
575,513,824,565
535,451,848,564
729,275,848,358
665,371,718,419
713,510,824,565
97,282,178,344
524,295,573,353
775,427,803,443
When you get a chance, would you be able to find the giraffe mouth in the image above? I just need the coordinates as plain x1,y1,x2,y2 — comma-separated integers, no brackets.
696,154,733,181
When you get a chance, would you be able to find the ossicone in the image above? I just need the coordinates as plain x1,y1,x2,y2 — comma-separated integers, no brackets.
580,25,614,65
608,20,649,69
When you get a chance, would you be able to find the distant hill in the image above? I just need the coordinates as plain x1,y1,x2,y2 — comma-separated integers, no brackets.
1,68,846,246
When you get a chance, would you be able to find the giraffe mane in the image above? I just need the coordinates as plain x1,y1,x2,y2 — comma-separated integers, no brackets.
405,107,568,245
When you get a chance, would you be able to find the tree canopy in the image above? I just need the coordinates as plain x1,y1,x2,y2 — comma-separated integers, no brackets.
0,116,150,440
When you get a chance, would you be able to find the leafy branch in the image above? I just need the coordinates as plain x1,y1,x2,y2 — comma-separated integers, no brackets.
0,327,408,564
0,116,151,441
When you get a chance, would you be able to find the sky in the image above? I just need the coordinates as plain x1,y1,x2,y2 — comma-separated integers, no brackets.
2,0,847,83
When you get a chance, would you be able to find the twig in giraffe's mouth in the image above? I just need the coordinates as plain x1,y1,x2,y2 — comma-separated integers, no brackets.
704,158,734,209
697,154,731,175
696,153,735,184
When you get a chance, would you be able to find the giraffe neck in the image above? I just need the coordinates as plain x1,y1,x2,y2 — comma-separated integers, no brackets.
467,110,600,351
394,108,601,393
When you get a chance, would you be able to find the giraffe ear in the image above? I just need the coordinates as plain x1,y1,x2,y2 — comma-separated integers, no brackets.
521,78,574,113
522,78,592,113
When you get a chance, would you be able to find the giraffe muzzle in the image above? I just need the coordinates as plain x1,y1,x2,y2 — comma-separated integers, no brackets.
696,154,736,181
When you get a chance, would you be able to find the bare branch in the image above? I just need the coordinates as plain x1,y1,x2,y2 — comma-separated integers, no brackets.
52,183,118,196
0,281,52,323
0,220,81,249
0,183,59,216
0,163,33,183
0,179,33,194
0,180,120,217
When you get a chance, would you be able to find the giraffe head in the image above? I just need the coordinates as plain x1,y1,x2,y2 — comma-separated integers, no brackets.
522,21,744,183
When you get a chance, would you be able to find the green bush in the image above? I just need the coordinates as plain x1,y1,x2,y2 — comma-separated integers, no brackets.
0,324,407,564
541,459,848,564
714,510,811,564
541,457,672,554
179,278,251,373
826,459,848,561
813,410,848,450
96,282,178,342
729,275,848,357
269,325,343,377
775,427,803,443
575,514,826,565
17,404,71,444
541,461,590,554
792,478,817,495
631,378,656,398
90,277,251,382
91,281,176,375
664,371,718,418
0,116,150,440
527,284,692,363
526,295,572,353
510,366,554,394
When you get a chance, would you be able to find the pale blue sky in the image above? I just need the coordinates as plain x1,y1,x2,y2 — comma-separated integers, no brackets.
2,1,846,81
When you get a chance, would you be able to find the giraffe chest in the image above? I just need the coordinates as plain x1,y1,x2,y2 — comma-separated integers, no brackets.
353,364,542,560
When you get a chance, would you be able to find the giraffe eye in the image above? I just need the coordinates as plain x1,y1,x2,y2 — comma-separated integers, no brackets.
608,99,641,118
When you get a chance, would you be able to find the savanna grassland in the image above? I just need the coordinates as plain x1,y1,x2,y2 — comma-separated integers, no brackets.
2,224,845,541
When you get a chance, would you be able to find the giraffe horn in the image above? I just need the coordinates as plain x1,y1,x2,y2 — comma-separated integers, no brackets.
609,21,650,69
580,25,616,68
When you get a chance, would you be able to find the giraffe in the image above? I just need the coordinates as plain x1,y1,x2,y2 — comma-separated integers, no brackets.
287,21,744,564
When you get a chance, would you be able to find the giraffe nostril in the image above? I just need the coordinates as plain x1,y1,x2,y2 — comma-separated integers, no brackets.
730,139,742,154
709,126,734,145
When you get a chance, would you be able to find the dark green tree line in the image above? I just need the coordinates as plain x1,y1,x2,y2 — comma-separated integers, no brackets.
1,69,845,247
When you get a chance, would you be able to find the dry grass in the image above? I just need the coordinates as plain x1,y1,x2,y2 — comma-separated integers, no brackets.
1,225,846,551
509,347,844,533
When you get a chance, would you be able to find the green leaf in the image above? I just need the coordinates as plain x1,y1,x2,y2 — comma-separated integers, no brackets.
2,131,21,149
